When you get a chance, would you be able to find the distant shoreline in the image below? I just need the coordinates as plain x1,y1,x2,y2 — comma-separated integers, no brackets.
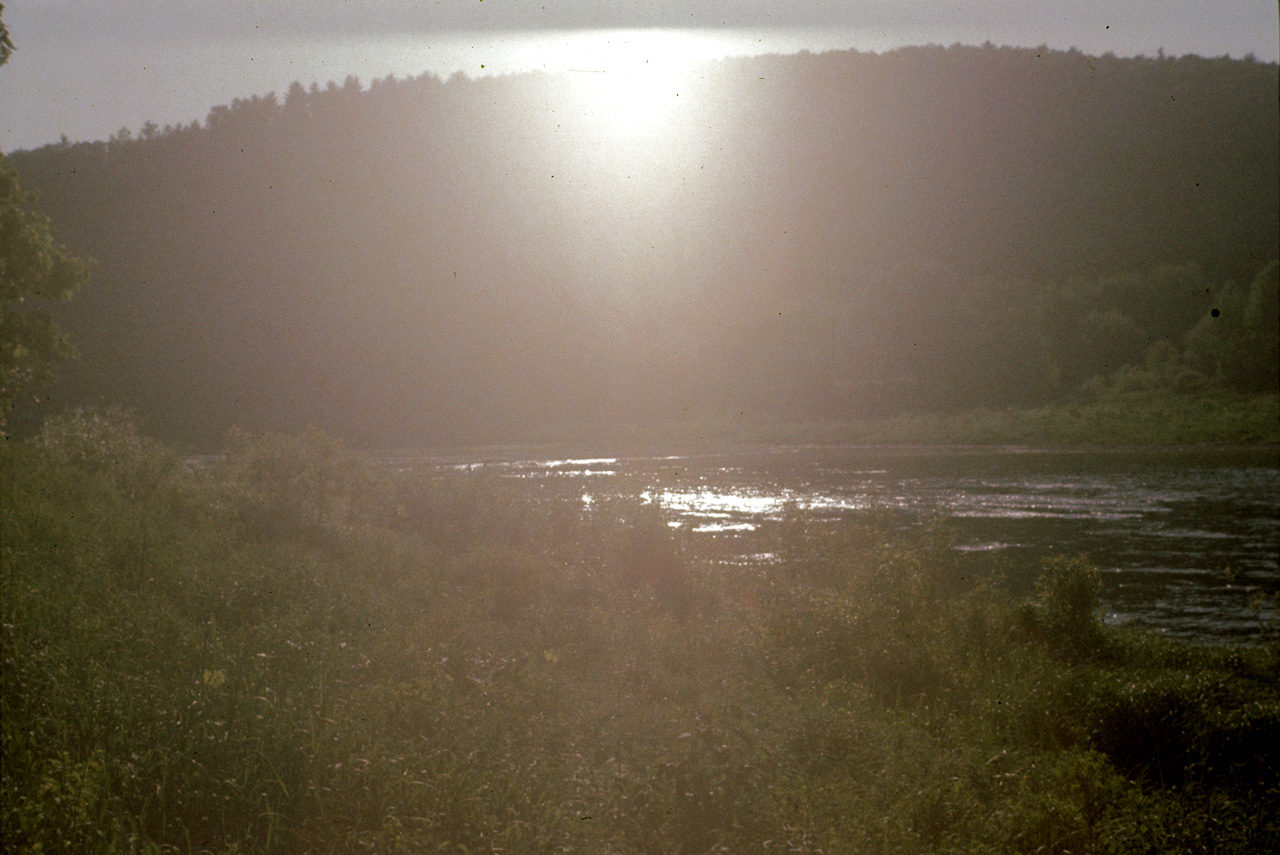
357,393,1279,460
519,392,1280,451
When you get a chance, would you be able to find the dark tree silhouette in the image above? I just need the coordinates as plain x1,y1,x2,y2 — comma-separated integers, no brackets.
0,13,90,425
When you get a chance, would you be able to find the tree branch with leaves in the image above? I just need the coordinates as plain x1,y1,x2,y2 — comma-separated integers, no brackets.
0,5,90,426
0,4,13,68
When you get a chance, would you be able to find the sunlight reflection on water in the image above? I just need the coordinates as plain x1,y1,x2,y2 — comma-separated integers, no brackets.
425,446,1278,642
652,489,788,517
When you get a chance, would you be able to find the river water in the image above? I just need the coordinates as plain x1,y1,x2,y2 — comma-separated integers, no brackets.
435,446,1279,645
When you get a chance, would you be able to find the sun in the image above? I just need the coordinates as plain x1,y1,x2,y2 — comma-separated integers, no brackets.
569,59,688,140
550,30,725,149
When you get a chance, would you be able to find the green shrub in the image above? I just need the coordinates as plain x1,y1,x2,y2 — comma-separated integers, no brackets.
34,406,175,501
1087,669,1280,791
224,427,395,539
1019,556,1108,661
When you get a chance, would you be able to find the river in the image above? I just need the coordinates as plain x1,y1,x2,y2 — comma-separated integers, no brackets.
430,445,1279,645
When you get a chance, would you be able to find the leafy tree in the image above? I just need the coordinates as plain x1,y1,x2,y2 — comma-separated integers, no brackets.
1239,260,1280,392
0,5,12,68
0,12,90,426
1185,261,1280,392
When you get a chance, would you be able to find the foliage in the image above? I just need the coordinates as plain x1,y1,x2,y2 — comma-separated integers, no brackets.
34,407,175,500
222,427,396,537
734,390,1279,447
3,422,1277,853
1,12,87,425
0,155,89,427
1186,260,1280,393
0,4,12,68
1018,557,1108,661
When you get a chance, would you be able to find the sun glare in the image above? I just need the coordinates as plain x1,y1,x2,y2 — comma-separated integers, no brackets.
571,64,682,137
550,30,726,147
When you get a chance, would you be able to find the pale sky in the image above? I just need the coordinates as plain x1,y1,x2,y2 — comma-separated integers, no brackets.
2,1,1277,152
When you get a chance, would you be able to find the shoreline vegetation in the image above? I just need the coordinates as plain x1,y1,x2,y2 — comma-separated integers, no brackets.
514,391,1280,455
3,411,1277,853
759,391,1280,447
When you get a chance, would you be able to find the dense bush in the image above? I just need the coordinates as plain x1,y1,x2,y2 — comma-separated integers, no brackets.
3,419,1277,853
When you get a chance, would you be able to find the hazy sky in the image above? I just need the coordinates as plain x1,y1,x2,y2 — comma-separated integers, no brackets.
2,1,1277,152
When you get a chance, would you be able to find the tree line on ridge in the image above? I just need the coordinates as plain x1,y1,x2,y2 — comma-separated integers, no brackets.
5,43,1277,447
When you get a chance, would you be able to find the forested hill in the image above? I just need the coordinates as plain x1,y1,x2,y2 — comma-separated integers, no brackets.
8,44,1279,448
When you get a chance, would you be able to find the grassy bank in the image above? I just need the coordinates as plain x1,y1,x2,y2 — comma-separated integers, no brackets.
835,391,1280,447
569,392,1280,450
2,413,1278,853
797,391,1279,447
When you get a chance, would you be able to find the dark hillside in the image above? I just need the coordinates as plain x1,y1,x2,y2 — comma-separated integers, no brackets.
8,45,1278,446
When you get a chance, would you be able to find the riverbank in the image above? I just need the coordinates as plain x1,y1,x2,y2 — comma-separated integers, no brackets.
3,413,1277,853
813,391,1280,447
533,392,1280,452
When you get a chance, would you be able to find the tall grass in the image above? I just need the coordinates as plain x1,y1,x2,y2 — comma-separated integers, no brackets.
2,412,1277,853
